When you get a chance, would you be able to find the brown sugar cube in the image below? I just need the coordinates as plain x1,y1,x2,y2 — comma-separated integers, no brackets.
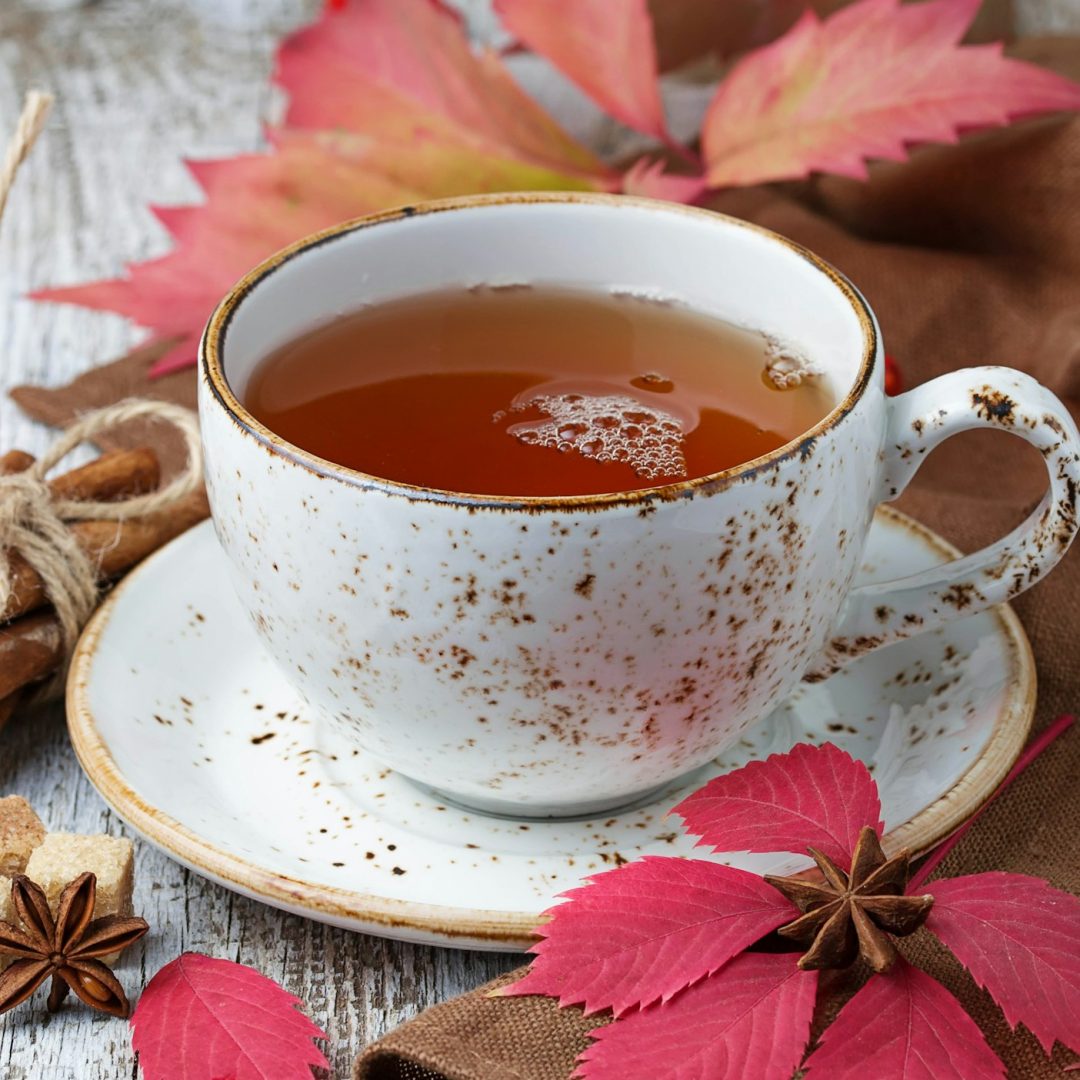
0,796,46,876
24,833,136,966
24,833,134,920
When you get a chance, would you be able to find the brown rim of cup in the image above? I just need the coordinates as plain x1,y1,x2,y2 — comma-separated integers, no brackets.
200,192,880,511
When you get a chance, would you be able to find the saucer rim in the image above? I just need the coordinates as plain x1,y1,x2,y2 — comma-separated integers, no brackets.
66,505,1035,948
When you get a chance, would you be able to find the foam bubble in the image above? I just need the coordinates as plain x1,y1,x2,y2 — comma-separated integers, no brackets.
763,334,822,389
608,286,684,308
467,281,532,293
505,388,688,480
631,372,675,393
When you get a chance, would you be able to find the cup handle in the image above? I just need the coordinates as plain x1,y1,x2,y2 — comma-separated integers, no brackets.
806,366,1080,680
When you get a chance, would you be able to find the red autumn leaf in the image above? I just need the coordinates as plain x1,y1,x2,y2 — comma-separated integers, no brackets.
34,0,613,378
277,0,608,181
702,0,1080,188
130,952,328,1080
30,0,1080,378
34,133,420,375
494,0,671,143
673,742,882,865
503,856,792,1016
802,959,1005,1079
34,122,603,378
505,725,1080,1077
925,873,1080,1055
576,952,817,1080
34,151,405,376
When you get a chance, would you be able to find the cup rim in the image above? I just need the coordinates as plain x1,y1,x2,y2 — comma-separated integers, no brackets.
201,192,879,510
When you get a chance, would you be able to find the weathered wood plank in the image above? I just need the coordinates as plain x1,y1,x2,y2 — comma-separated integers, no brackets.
0,0,1074,1075
0,3,517,1075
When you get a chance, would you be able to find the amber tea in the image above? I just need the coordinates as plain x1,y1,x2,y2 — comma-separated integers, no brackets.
243,287,833,497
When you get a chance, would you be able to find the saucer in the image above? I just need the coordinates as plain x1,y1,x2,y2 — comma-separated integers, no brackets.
67,507,1034,950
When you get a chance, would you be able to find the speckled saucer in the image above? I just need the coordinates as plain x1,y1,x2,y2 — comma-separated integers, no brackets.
67,507,1034,950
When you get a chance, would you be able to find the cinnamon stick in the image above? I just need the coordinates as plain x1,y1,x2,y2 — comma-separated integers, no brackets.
0,449,36,727
0,610,62,701
0,444,204,721
1,488,209,623
48,446,160,502
0,490,210,717
0,449,35,474
0,446,158,502
0,488,210,715
0,446,180,622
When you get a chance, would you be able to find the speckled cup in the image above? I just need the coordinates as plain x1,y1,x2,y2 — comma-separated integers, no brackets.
199,194,1080,817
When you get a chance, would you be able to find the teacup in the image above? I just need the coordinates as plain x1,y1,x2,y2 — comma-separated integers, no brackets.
198,193,1080,817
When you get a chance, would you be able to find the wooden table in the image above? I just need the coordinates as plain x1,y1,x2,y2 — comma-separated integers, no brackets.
2,1,1077,1075
0,3,520,1075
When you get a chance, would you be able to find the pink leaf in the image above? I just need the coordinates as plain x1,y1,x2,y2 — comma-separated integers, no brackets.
576,952,817,1079
34,123,607,378
622,158,707,203
277,0,608,179
673,742,882,865
702,0,1080,188
925,873,1080,1055
130,952,328,1080
35,0,614,377
503,857,792,1016
495,0,670,142
803,959,1005,1079
33,136,419,377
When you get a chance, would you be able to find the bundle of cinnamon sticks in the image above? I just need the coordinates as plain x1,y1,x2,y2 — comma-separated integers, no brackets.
0,446,208,727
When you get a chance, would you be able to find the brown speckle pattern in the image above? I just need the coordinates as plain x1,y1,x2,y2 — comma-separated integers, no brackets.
198,200,1076,816
72,506,1033,946
201,371,885,814
814,369,1080,679
971,387,1016,426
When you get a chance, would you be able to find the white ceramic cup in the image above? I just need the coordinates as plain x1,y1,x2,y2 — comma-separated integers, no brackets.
199,193,1080,817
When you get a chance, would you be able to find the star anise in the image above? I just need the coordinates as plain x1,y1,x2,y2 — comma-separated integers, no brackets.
764,825,934,973
0,872,149,1017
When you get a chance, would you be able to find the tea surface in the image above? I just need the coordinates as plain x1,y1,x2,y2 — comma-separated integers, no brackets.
244,287,832,497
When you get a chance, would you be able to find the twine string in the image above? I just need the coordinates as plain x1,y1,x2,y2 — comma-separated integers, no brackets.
0,400,204,653
0,91,53,226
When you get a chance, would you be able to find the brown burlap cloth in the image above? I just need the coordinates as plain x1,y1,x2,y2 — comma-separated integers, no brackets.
10,37,1080,1080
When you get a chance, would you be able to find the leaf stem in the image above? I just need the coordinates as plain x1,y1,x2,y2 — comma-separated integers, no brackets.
908,713,1075,890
